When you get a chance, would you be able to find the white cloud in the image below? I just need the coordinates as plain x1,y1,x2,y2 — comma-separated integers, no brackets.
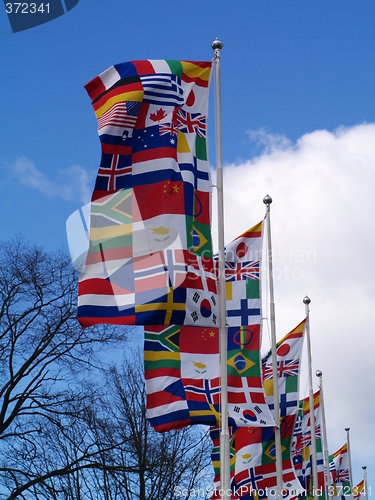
246,127,292,153
12,157,93,205
212,123,375,471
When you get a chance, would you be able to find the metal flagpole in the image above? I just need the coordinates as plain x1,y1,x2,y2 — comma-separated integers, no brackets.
316,370,332,500
362,466,368,500
345,428,354,492
263,195,283,500
212,38,230,500
303,296,319,500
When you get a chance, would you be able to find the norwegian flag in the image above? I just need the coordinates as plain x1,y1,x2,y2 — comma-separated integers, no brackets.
263,359,300,380
225,260,260,281
164,249,188,288
96,153,131,192
176,109,207,138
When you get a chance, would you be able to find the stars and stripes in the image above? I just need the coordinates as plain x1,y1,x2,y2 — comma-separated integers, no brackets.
97,101,141,135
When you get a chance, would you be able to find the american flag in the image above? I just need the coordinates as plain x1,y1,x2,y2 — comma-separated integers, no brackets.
176,109,206,138
225,260,260,281
97,101,141,132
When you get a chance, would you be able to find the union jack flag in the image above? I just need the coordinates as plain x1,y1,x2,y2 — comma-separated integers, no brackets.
159,121,179,137
292,435,303,470
301,424,321,447
336,468,350,483
225,261,260,281
263,359,300,380
176,109,206,138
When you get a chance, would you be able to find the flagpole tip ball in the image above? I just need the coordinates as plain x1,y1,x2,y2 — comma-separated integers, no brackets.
263,194,272,206
316,370,322,378
212,38,224,51
303,295,311,304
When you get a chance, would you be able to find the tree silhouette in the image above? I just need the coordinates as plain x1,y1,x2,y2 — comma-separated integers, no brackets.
0,239,213,499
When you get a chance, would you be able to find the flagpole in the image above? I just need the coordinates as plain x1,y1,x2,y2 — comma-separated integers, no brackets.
303,296,319,500
263,195,283,500
316,370,332,500
345,428,353,491
362,466,368,500
212,38,230,500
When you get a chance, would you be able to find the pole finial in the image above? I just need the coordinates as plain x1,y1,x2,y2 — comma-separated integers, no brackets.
362,465,367,470
303,295,311,305
345,427,350,432
316,370,322,378
263,194,272,206
212,38,224,51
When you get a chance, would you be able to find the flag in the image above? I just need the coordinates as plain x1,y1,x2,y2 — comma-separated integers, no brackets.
144,222,275,431
77,60,219,328
329,443,352,500
293,391,326,500
210,427,239,499
224,223,273,428
353,480,365,500
232,416,303,500
262,319,306,417
230,319,306,499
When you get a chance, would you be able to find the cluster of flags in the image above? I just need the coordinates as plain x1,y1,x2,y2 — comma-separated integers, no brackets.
77,59,218,328
293,391,325,499
77,59,368,500
143,222,275,432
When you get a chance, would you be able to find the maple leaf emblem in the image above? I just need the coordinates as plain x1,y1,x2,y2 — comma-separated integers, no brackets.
150,108,167,122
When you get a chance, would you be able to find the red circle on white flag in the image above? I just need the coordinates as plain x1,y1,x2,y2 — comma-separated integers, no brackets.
277,343,291,357
236,242,248,259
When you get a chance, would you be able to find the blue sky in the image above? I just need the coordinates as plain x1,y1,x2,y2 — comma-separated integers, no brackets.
1,0,375,492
